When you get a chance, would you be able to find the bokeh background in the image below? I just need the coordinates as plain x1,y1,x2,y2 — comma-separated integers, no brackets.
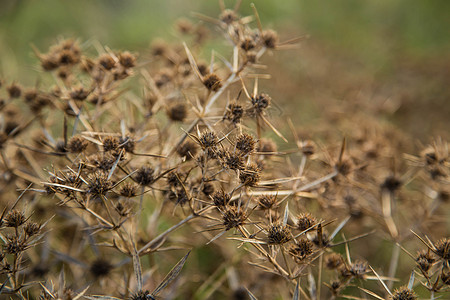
1,0,449,140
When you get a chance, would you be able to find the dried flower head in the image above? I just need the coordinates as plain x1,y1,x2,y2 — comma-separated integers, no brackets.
134,166,155,186
257,195,277,210
7,83,22,98
297,213,316,232
236,133,256,155
199,130,218,149
219,9,237,25
251,93,271,113
300,140,315,156
98,53,116,70
203,73,222,92
212,190,230,207
119,135,136,153
261,30,278,49
87,171,113,197
103,136,120,152
340,260,368,279
4,235,27,254
119,182,138,198
434,238,450,261
24,222,41,237
118,51,136,68
239,163,261,186
222,206,247,230
4,210,26,228
67,136,88,153
381,175,402,192
240,37,256,52
390,286,417,300
416,250,435,272
167,103,187,122
90,258,113,279
224,102,244,124
289,239,314,263
267,223,291,244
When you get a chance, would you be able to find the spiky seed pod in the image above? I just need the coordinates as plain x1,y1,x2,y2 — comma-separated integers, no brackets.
300,140,315,156
4,210,26,228
212,190,230,207
225,102,244,124
89,258,113,279
325,253,344,270
257,195,277,210
421,147,438,165
92,153,117,171
167,103,187,122
70,86,90,101
246,50,257,63
381,175,402,192
135,166,155,186
119,135,136,153
416,250,435,272
434,238,450,261
297,213,316,232
222,206,246,230
87,171,113,197
118,51,136,68
24,222,41,237
239,163,261,186
251,93,271,112
7,83,22,98
40,54,59,71
167,172,182,188
311,230,330,248
24,89,38,103
261,30,278,48
267,224,291,245
4,235,27,254
199,131,218,149
67,136,88,153
219,9,237,25
98,53,116,70
131,290,155,300
240,37,256,52
236,133,256,155
223,151,244,171
103,136,120,152
115,201,131,217
119,182,138,198
203,73,222,92
330,280,341,295
289,239,314,263
340,260,368,279
390,286,417,300
335,158,353,176
54,140,67,153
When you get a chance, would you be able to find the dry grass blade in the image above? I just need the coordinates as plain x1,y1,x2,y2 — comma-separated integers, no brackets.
151,251,191,296
131,241,143,292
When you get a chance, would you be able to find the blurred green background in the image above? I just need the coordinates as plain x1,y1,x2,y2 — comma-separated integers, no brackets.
1,0,449,134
